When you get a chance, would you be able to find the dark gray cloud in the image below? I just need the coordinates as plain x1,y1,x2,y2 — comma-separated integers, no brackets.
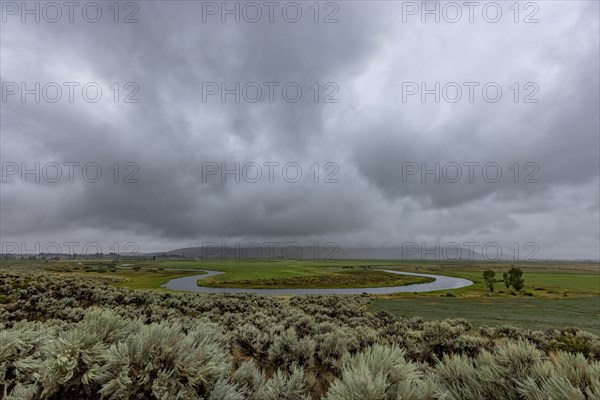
1,1,598,259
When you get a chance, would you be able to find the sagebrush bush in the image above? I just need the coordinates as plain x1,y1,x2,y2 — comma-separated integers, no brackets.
326,344,437,400
1,321,53,398
267,328,316,370
96,321,230,399
254,366,310,400
435,340,600,400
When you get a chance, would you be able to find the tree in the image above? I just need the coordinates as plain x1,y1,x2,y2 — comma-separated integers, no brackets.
503,272,510,289
508,267,525,291
483,270,496,292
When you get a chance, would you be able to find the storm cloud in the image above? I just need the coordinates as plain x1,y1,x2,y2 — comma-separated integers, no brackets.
1,1,598,259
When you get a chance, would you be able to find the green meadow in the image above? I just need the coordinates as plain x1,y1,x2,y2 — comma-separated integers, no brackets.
39,258,599,295
19,258,598,332
370,296,600,334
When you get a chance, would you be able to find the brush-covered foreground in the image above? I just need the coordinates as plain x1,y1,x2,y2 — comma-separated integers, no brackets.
1,268,599,400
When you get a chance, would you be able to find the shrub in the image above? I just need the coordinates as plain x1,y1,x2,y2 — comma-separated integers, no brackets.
314,328,360,370
1,321,53,398
267,328,316,370
326,344,437,400
97,321,230,399
230,361,266,397
254,366,310,400
434,340,600,400
40,309,138,398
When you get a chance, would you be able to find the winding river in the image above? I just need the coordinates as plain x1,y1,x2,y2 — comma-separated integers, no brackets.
161,269,473,295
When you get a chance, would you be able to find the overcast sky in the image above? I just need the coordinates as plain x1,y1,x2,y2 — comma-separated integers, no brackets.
1,1,599,259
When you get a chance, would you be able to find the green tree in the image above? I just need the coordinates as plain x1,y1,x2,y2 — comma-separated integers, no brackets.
508,267,525,291
503,272,510,289
483,270,496,292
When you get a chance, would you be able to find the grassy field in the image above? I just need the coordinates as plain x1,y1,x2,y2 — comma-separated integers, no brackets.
152,259,599,296
11,261,203,290
370,296,600,334
109,269,204,290
368,262,600,333
381,263,600,297
9,259,599,295
197,269,433,289
37,259,440,289
4,259,599,333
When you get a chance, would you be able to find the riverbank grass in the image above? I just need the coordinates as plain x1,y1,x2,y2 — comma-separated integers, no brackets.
196,269,434,289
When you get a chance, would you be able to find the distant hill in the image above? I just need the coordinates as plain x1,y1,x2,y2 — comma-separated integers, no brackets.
145,245,485,261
